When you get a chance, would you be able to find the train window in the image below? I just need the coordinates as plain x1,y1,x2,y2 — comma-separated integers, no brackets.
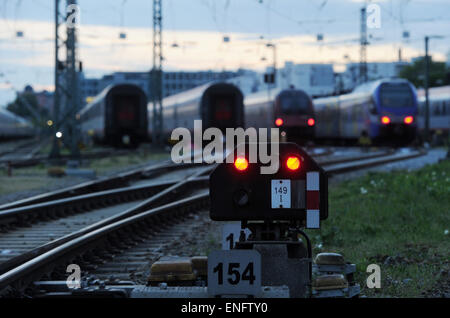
379,83,414,108
433,102,441,116
279,92,310,115
212,95,233,121
114,94,139,128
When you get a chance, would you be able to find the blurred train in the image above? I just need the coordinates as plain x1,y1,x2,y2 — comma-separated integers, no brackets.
313,78,419,144
244,88,315,141
0,108,34,140
416,85,450,142
78,84,148,147
147,82,244,140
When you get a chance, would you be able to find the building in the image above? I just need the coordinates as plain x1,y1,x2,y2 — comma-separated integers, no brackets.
277,62,336,97
339,62,410,92
226,70,261,95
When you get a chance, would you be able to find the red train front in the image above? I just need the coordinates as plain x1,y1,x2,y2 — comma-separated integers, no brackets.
273,89,315,141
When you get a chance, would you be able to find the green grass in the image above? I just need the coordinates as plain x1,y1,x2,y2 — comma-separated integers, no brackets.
0,146,170,195
310,160,450,297
87,150,169,175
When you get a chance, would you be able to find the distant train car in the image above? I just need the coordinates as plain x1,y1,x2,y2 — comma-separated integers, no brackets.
244,88,315,141
148,82,244,140
78,84,148,147
416,86,450,141
0,109,34,140
313,78,418,144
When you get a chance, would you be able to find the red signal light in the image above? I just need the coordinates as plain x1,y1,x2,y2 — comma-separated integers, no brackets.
381,116,391,125
286,156,301,171
275,118,283,127
404,116,414,125
307,118,315,127
234,157,249,171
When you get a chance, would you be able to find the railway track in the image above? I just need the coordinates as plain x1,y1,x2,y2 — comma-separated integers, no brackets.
0,147,427,297
323,148,425,174
0,139,42,162
0,164,211,272
0,138,49,171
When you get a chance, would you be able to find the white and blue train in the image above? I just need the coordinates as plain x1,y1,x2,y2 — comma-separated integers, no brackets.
313,78,419,144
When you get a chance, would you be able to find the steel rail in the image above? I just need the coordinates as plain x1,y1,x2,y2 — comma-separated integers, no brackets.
325,149,426,174
0,192,209,294
0,166,212,282
0,161,206,211
0,145,333,211
317,149,395,166
0,177,206,228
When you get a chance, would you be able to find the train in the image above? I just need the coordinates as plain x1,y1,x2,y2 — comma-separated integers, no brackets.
0,108,34,140
78,78,426,148
244,87,315,141
313,78,419,144
416,85,450,143
78,84,148,147
147,82,315,143
147,82,244,141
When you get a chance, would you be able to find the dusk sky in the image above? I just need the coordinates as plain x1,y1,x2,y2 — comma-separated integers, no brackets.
0,0,449,106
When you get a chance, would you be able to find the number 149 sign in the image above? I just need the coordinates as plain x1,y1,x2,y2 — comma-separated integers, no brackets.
208,250,262,297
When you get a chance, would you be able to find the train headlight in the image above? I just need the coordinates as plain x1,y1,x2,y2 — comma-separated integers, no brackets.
381,116,391,125
404,116,414,125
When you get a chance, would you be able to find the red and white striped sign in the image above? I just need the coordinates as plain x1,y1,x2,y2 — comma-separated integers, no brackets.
306,172,320,229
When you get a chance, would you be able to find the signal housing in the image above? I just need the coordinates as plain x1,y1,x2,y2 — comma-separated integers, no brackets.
209,143,328,224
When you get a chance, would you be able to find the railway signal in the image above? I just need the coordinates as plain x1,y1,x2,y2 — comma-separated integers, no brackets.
208,142,329,298
210,142,328,223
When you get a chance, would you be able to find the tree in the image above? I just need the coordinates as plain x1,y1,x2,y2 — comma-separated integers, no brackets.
399,57,450,88
6,92,49,126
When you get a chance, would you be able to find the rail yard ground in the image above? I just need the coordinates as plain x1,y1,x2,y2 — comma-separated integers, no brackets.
0,146,448,298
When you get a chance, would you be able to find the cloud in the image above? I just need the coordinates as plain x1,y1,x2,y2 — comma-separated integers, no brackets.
0,83,13,90
0,18,446,98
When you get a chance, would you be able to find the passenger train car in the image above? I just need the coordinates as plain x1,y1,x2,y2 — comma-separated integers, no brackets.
148,82,244,140
78,84,148,147
0,108,34,140
416,85,450,140
313,78,418,144
244,88,315,141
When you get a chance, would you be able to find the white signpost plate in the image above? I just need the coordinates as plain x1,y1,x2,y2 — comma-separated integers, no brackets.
208,250,261,297
271,179,291,209
221,223,251,250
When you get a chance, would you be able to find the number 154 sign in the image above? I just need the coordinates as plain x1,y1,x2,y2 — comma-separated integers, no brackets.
208,250,262,297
